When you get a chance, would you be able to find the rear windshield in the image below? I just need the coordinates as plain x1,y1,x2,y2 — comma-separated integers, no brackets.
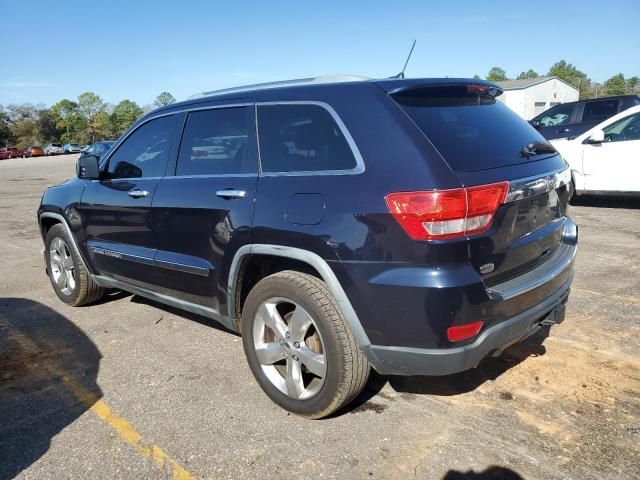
391,85,553,172
52,143,62,147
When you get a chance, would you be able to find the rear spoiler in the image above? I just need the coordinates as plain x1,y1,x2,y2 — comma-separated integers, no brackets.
374,78,503,98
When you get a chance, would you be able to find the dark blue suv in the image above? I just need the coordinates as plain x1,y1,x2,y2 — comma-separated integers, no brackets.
38,76,577,418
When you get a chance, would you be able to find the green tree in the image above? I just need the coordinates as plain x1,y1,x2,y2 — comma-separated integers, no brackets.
7,104,40,148
486,67,508,82
472,74,481,79
604,74,627,96
77,92,107,143
110,100,144,137
548,60,590,99
37,108,62,144
154,92,176,107
51,99,85,143
627,76,640,95
0,106,13,148
516,69,539,80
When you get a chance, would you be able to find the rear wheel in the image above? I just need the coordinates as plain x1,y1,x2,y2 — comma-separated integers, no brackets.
45,224,104,306
241,271,370,419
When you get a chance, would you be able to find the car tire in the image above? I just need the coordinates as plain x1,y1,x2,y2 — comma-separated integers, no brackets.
45,224,104,306
241,270,370,419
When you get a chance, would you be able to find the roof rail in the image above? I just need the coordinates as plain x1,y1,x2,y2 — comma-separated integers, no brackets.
188,74,371,100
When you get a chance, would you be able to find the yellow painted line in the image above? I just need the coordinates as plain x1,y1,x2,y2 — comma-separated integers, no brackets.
572,287,640,305
1,315,197,480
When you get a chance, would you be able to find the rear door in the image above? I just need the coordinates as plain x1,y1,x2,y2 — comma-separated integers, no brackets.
583,111,640,192
79,114,179,288
390,84,572,285
151,104,258,313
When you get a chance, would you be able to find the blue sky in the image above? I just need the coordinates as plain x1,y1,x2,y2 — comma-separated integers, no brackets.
1,0,638,107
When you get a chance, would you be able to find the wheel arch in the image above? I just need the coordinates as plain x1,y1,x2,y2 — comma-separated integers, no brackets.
39,212,93,274
228,245,372,351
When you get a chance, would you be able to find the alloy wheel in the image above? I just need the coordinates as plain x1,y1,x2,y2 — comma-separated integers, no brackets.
253,297,327,400
49,237,76,296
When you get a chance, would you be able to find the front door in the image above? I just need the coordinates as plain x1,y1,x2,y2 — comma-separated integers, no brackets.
583,111,640,192
79,114,179,288
151,105,258,313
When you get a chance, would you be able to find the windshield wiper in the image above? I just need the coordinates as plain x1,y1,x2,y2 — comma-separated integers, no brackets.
520,141,557,158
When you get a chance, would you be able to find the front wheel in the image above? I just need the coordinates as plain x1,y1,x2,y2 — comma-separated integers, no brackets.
45,224,104,306
241,271,370,419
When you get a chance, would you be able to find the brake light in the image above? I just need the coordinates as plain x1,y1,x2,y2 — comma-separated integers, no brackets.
447,321,484,342
385,182,508,240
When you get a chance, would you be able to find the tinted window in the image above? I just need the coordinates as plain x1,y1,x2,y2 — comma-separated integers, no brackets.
392,86,552,172
177,107,251,176
537,103,574,126
106,115,176,179
257,104,357,173
582,100,619,122
603,112,640,142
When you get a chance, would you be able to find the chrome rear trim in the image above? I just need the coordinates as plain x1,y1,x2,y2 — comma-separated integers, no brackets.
505,166,571,203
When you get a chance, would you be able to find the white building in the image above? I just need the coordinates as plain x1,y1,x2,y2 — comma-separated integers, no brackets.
496,76,579,120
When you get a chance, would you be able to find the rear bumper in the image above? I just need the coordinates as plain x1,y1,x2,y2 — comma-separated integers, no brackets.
363,276,571,376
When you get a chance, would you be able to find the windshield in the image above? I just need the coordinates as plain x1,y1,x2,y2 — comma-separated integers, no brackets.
392,85,554,172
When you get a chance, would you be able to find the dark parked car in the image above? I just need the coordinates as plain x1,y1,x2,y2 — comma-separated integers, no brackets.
38,76,577,418
530,95,640,140
79,141,115,160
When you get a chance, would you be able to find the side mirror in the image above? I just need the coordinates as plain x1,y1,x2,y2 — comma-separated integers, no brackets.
77,155,100,179
531,120,541,128
586,129,605,144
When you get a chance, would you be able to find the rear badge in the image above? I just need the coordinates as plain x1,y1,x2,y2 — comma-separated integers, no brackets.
479,263,495,274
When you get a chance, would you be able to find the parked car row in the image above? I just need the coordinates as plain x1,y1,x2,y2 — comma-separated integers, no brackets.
0,147,26,159
1,142,112,159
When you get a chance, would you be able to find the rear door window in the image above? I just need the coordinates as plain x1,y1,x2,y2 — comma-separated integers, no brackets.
257,103,357,173
392,85,552,172
582,99,619,122
176,107,252,176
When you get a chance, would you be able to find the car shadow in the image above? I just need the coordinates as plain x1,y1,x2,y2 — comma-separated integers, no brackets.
571,194,640,209
442,466,524,479
342,327,550,415
0,298,102,479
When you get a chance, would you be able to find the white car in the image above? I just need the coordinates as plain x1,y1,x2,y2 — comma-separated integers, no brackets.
550,105,640,197
43,143,65,155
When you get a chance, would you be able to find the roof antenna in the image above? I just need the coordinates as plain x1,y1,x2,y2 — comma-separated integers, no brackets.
392,40,416,78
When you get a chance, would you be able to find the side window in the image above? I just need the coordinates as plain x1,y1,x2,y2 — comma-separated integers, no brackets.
106,115,176,179
257,104,357,173
537,103,573,126
176,107,251,176
603,113,640,142
582,100,619,122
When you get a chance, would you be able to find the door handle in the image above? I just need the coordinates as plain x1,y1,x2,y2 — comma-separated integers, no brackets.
216,189,247,199
128,189,149,198
557,128,570,133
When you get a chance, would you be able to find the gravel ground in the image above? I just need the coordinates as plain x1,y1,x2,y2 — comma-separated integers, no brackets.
0,154,638,480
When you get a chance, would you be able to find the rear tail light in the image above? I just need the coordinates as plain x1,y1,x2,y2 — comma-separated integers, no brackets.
447,320,484,342
385,182,509,240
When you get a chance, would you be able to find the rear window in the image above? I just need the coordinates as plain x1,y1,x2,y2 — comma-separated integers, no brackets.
257,104,357,173
52,143,62,147
391,85,551,172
